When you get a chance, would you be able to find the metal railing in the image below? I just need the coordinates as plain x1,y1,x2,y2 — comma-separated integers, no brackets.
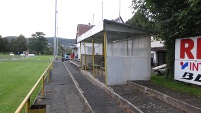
15,61,53,113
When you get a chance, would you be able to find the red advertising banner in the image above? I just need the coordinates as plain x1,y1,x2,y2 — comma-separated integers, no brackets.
175,36,201,85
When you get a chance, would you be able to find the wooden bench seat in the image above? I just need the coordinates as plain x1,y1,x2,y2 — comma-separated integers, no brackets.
100,67,105,76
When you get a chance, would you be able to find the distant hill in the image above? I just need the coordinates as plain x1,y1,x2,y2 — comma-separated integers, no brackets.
46,37,76,46
5,36,76,46
4,36,18,42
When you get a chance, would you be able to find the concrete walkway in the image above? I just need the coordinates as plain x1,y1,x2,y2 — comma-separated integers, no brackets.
36,61,84,113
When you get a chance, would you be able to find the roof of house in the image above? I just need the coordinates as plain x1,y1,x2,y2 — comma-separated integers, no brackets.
112,16,124,23
151,40,164,48
151,47,166,51
75,24,94,44
151,40,165,51
76,24,94,38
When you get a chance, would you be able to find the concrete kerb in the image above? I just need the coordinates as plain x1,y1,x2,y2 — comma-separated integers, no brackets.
74,58,81,63
46,105,50,113
127,81,201,113
69,60,81,68
79,69,143,113
63,62,94,113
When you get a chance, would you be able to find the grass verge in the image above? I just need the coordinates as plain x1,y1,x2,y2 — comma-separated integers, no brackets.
151,75,201,98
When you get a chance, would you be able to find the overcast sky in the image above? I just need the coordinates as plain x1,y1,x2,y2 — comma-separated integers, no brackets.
0,0,134,39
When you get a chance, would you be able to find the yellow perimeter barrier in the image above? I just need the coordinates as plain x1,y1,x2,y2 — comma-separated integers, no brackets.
15,61,53,113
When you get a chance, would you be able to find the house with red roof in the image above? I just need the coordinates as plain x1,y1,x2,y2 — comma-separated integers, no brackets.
73,23,103,59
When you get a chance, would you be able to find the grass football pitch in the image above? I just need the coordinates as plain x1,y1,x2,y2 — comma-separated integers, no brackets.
0,55,53,112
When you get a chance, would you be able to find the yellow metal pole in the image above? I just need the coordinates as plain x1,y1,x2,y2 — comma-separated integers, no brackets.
102,38,104,56
51,62,53,69
41,76,45,98
104,31,108,85
48,68,50,82
84,40,87,71
25,98,30,113
92,37,95,77
80,42,82,69
48,62,52,82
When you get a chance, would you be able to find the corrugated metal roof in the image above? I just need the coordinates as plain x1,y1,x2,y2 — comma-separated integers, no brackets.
77,19,153,43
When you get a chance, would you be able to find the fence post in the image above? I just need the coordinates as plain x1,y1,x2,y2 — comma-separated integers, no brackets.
48,62,53,82
25,98,30,113
50,63,53,79
41,76,45,99
48,68,50,82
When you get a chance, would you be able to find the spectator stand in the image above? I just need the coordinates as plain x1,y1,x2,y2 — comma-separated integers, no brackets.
77,19,152,86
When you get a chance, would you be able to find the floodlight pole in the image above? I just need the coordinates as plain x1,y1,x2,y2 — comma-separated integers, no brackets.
54,0,57,59
56,26,58,56
102,2,103,20
56,11,59,57
119,0,121,21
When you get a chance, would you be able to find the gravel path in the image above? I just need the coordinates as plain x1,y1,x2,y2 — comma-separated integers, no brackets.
132,80,201,108
111,85,184,113
36,61,85,113
64,61,125,113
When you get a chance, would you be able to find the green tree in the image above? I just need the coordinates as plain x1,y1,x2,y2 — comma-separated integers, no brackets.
131,0,201,78
9,38,18,54
58,42,65,53
126,10,155,31
0,35,9,54
16,35,27,54
28,32,48,55
8,35,27,54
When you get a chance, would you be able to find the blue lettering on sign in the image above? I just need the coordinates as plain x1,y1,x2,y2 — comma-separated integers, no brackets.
181,62,188,69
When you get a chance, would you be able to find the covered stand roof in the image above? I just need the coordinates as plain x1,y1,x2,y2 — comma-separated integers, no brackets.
77,19,152,43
